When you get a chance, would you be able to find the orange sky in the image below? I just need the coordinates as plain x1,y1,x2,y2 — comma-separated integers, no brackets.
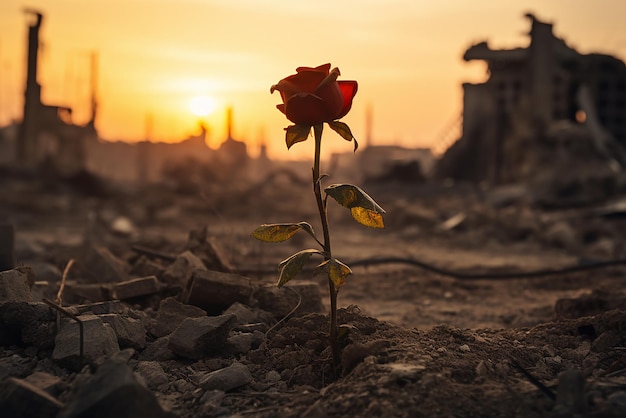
1,0,625,159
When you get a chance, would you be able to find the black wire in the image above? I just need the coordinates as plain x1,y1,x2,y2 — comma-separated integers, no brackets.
239,257,626,280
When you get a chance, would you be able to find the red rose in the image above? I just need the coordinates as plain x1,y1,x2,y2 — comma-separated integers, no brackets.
271,63,358,126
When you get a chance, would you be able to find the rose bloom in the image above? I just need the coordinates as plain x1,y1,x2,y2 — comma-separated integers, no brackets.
271,63,358,126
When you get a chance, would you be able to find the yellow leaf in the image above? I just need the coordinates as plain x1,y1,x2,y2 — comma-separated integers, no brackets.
317,258,352,288
285,125,311,149
350,207,385,229
277,249,323,287
252,223,303,243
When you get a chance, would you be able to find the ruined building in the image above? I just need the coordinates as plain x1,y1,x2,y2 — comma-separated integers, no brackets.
16,10,97,175
436,13,626,185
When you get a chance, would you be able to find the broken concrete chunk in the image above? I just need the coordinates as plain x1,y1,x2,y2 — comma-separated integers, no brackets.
113,276,159,300
138,336,176,362
196,362,253,392
25,371,69,397
0,377,64,418
52,314,120,371
64,282,111,303
0,301,56,348
168,314,236,360
161,250,206,289
185,269,258,314
149,296,207,338
131,256,164,278
81,246,130,283
134,361,169,390
0,267,34,302
186,225,233,272
99,314,147,349
58,356,174,418
71,300,126,316
254,280,324,319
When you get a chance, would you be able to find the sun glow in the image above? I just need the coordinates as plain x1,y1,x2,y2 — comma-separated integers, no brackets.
189,95,218,117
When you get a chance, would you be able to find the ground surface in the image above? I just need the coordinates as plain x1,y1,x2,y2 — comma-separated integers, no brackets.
2,170,626,417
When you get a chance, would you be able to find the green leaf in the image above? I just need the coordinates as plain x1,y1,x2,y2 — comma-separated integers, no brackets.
328,121,358,152
252,222,315,243
350,206,385,228
316,258,352,288
285,124,311,149
277,249,323,287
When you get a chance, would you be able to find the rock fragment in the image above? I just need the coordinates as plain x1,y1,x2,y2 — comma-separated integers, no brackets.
196,362,253,392
112,276,160,300
168,314,236,360
149,296,207,338
0,377,64,418
185,269,258,314
99,313,147,349
0,267,34,302
52,315,120,370
58,356,174,418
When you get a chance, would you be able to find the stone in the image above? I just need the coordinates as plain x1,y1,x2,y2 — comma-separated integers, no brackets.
134,361,169,390
161,250,206,289
0,301,56,348
223,301,270,325
99,314,147,349
52,314,120,370
225,331,264,355
113,276,160,300
185,225,233,272
254,280,324,319
185,269,258,314
196,362,253,392
25,371,68,397
0,377,64,418
81,246,130,283
138,336,175,362
0,223,15,272
148,297,207,338
0,267,34,302
168,314,236,360
58,356,174,418
64,282,112,303
71,301,126,316
131,256,164,278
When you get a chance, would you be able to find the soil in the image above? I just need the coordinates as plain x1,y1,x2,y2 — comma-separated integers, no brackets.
2,170,626,417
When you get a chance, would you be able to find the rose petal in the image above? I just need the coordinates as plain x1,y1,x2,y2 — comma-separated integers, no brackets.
336,81,358,119
284,93,328,125
296,63,331,74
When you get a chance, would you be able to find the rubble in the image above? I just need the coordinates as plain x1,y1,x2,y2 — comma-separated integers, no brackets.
148,296,207,338
112,276,160,300
0,377,64,418
184,270,258,314
0,267,34,302
196,362,253,391
58,353,174,418
52,315,119,370
167,314,236,360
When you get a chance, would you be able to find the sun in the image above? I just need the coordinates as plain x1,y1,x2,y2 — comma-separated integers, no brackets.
189,95,217,117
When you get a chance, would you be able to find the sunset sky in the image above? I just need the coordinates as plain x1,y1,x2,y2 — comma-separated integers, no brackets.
1,0,625,159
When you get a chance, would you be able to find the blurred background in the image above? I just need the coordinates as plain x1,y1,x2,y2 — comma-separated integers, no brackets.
0,0,624,163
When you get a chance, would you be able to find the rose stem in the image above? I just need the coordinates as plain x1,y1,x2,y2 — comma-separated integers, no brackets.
312,123,340,372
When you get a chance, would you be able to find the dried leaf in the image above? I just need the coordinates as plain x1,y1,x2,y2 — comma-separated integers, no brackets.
252,223,305,243
328,121,358,151
285,124,311,149
317,258,352,288
277,249,323,287
325,184,385,213
350,206,385,228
